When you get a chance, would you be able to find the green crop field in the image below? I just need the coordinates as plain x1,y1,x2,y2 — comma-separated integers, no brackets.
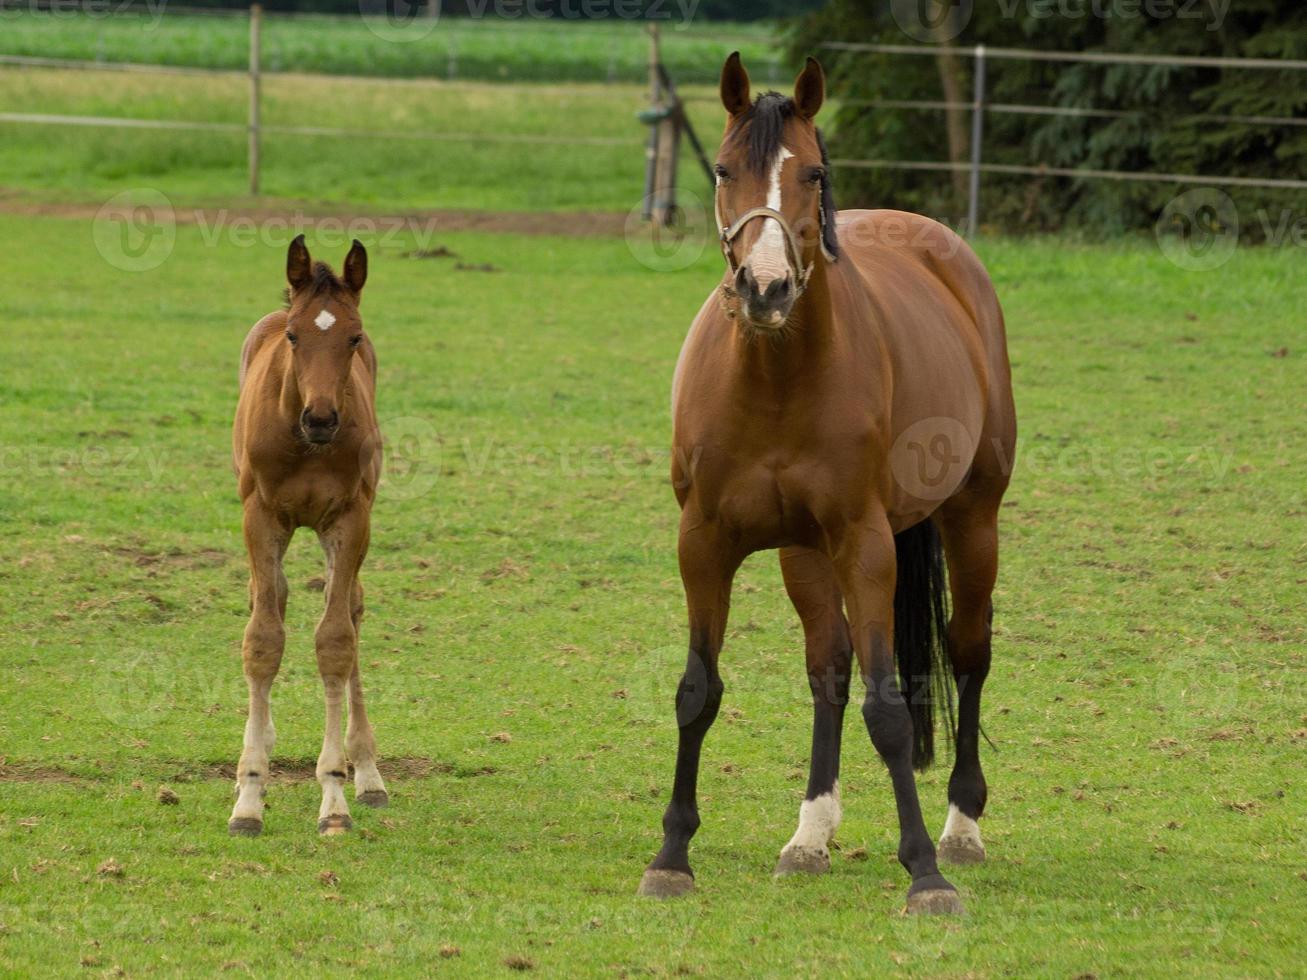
0,206,1303,975
0,8,781,84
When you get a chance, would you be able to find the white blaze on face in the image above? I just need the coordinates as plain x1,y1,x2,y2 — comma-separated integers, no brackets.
744,146,793,288
314,309,336,332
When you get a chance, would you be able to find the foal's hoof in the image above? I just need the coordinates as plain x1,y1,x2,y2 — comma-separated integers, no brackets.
938,836,986,866
357,790,389,809
774,845,830,877
317,815,353,836
637,869,695,899
228,817,263,838
906,876,964,916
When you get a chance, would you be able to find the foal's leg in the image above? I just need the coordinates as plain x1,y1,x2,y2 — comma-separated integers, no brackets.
638,519,742,898
346,578,388,808
935,501,1000,865
229,502,291,836
835,516,961,914
313,506,370,835
775,547,852,876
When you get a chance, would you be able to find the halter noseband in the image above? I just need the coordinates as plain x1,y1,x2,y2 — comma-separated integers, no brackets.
714,194,815,300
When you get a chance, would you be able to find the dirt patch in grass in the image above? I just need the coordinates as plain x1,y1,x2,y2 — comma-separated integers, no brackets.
0,195,627,239
0,757,495,784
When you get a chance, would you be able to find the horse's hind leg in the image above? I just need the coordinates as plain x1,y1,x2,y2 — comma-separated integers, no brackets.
229,502,291,836
313,507,370,835
346,578,388,808
934,499,1001,865
774,547,852,876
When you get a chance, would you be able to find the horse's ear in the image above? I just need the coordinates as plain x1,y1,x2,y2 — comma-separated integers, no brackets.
287,234,313,294
794,57,825,120
343,239,367,296
720,51,751,116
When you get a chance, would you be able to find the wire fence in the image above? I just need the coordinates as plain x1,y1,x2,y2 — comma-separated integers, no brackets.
815,40,1307,234
2,7,1305,225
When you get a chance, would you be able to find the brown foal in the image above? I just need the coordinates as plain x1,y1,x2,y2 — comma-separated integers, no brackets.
639,55,1016,914
228,235,388,836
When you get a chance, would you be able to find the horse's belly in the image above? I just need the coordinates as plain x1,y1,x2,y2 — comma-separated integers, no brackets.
884,399,984,528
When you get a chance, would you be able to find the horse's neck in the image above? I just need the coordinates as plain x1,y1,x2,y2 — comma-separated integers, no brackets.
730,268,838,392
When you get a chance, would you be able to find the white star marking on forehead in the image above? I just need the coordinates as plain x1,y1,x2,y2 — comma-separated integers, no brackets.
314,309,336,331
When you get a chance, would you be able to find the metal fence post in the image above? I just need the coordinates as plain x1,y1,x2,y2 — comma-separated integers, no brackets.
967,43,986,238
248,4,262,196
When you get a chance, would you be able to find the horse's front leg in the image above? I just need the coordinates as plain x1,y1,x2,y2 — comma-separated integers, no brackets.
346,578,388,809
775,546,852,876
313,506,370,835
229,501,291,836
638,517,743,898
834,516,961,914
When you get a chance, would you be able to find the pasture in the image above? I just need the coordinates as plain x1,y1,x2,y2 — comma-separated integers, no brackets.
0,67,729,211
0,206,1303,975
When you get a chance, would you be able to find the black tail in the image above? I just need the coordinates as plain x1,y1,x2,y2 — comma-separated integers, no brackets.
893,519,954,771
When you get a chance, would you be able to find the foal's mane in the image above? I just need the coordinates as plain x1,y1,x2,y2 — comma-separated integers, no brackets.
724,91,840,260
282,261,351,309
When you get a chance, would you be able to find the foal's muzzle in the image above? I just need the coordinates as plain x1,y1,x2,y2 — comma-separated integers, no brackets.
301,408,339,444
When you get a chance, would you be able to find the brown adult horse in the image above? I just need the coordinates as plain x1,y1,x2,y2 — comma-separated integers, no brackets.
638,54,1016,914
228,235,388,836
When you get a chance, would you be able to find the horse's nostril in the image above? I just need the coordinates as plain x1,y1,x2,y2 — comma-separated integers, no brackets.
777,277,792,298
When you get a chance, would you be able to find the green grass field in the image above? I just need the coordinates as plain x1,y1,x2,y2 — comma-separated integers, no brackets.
0,8,780,84
0,201,1303,975
0,67,739,211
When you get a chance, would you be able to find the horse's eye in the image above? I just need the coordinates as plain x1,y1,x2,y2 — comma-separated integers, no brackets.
349,335,362,349
807,168,824,184
714,165,730,182
286,331,298,346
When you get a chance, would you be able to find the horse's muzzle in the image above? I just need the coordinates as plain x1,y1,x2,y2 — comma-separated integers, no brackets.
301,408,339,444
735,265,796,329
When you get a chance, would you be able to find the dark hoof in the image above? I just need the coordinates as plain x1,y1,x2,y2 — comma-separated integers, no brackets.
637,869,695,899
357,790,389,809
938,836,986,865
317,814,353,836
906,876,963,916
228,817,263,837
774,845,830,877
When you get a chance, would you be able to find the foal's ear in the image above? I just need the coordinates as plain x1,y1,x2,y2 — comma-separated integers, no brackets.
720,51,751,116
287,234,313,293
794,57,825,120
343,239,367,296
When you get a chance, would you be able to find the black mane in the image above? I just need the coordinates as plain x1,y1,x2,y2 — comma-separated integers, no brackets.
727,91,793,176
283,260,348,308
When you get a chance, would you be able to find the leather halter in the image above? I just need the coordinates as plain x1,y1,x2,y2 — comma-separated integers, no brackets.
714,194,814,299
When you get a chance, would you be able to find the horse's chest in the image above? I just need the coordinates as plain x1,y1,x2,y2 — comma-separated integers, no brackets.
706,455,844,551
